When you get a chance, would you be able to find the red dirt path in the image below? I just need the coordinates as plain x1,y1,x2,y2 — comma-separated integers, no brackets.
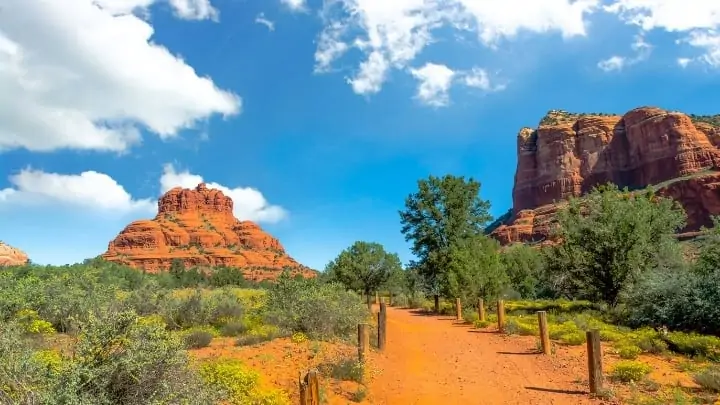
367,306,614,405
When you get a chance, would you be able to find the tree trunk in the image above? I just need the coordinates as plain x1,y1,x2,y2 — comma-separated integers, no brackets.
434,294,440,313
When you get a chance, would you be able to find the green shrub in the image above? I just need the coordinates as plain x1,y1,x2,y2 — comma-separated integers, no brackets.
199,358,290,405
263,275,366,340
692,366,720,392
615,344,642,360
665,332,720,361
319,358,364,383
185,330,214,349
51,310,217,404
220,321,249,337
610,360,653,383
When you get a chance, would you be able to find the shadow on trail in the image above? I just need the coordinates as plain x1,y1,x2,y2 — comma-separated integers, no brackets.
524,386,587,395
468,329,498,334
496,351,540,356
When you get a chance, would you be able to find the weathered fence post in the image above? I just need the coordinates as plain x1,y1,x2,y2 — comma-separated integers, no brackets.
358,324,369,362
456,298,462,321
389,292,394,306
378,303,387,350
497,300,505,333
434,295,440,313
586,329,603,394
537,311,550,355
375,291,379,305
299,369,320,405
478,298,485,322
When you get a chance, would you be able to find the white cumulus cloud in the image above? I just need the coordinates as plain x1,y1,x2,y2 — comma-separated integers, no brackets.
160,164,288,223
409,63,456,107
0,165,287,224
0,0,240,153
604,1,720,67
281,0,307,12
0,168,154,213
314,0,598,97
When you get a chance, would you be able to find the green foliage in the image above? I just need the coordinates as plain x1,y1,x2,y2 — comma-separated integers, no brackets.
446,235,507,303
399,174,493,302
320,358,365,383
692,366,720,392
185,330,214,349
500,244,544,298
199,359,290,405
611,360,653,383
615,344,642,360
51,310,215,404
544,184,686,306
263,271,367,340
324,241,402,296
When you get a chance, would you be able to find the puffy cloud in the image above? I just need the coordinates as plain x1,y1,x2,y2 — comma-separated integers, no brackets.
0,0,239,153
314,0,598,96
160,164,288,223
0,165,287,224
409,63,456,107
0,168,154,213
604,1,720,67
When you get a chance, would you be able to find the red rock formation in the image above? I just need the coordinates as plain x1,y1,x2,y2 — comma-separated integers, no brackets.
0,241,29,266
102,183,317,280
491,107,720,244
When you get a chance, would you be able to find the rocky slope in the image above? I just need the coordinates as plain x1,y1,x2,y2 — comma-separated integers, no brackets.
0,241,29,266
490,107,720,244
102,183,316,280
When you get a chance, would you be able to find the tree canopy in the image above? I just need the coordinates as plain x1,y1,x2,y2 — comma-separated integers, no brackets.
544,184,686,307
399,175,492,301
324,241,402,297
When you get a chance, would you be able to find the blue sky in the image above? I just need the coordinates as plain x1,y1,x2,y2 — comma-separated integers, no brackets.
1,0,719,270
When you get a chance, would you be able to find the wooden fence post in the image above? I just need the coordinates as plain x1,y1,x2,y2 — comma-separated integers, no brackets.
358,324,369,362
299,369,320,405
497,300,505,333
537,311,550,355
378,303,387,350
375,291,379,305
478,298,485,322
389,292,393,306
456,298,462,321
586,329,603,394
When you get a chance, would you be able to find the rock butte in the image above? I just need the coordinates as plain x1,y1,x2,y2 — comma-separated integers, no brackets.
0,241,29,266
490,106,720,245
102,183,316,280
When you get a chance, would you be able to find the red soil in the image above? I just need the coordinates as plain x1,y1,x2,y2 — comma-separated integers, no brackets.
190,306,717,404
367,307,613,405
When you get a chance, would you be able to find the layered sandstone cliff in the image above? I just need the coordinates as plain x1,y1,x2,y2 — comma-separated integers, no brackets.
491,107,720,244
102,183,316,280
0,241,29,266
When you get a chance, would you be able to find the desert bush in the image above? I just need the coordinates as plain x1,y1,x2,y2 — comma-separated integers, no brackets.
611,361,653,383
199,358,290,405
51,310,217,405
664,332,720,361
0,322,51,404
263,273,367,340
185,330,214,349
693,366,720,392
319,358,364,383
615,344,642,360
221,321,249,337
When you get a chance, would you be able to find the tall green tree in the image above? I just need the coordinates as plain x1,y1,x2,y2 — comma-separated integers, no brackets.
399,175,492,311
446,235,507,305
501,243,544,298
544,184,686,307
324,241,402,305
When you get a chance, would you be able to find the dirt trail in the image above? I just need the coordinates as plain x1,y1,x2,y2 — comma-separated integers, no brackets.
367,307,609,405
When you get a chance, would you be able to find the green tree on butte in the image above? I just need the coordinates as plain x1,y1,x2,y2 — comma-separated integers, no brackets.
325,241,403,306
544,184,686,307
399,175,493,312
